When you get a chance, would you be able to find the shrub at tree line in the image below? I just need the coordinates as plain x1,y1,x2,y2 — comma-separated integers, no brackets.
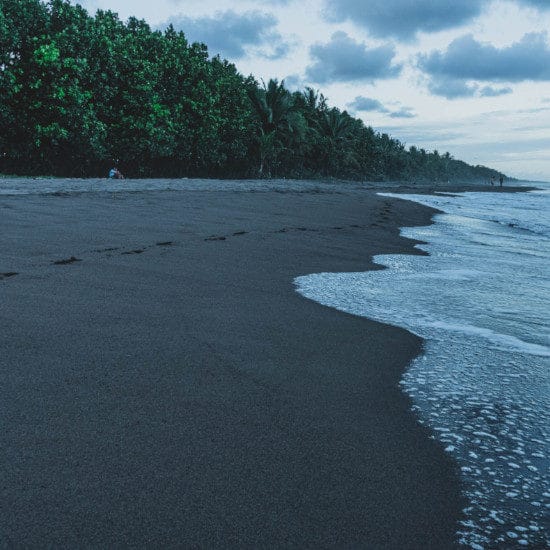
0,0,505,182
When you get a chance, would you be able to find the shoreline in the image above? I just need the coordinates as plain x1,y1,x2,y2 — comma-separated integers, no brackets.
0,174,545,196
2,181,470,546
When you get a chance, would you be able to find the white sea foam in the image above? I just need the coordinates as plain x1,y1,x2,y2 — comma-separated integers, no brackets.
422,321,550,357
295,188,550,548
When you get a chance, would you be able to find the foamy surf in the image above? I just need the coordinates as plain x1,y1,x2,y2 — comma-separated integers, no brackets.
295,188,550,548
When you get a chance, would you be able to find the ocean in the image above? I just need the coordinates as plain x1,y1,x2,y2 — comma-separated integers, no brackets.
295,185,550,549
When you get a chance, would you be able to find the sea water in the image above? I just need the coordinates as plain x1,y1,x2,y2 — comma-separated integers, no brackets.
295,187,550,548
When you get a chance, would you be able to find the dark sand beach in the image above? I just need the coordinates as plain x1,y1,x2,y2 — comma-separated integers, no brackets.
0,179,471,547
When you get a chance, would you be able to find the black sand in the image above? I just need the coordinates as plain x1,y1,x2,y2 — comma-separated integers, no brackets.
1,181,465,547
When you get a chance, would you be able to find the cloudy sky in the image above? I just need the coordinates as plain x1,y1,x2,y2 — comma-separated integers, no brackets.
75,0,550,181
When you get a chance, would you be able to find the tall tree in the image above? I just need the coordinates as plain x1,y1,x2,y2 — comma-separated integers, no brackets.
247,79,303,176
313,108,356,176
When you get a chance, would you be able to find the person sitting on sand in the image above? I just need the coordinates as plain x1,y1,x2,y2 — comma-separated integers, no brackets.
108,167,124,179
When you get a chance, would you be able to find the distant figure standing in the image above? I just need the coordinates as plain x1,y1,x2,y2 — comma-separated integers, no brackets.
490,176,495,186
499,176,504,187
108,167,124,179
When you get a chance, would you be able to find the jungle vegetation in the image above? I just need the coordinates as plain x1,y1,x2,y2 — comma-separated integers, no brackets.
0,0,505,182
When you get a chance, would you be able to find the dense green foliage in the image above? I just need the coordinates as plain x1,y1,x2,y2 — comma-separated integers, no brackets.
0,0,505,182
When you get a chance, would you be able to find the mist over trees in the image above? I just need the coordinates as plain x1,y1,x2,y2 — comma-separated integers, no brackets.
0,0,504,182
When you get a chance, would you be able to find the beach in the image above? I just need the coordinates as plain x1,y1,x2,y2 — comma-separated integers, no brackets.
0,178,504,547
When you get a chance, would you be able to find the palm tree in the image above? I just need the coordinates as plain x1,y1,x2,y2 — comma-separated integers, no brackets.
295,87,326,118
315,108,355,141
313,108,357,175
247,79,299,176
248,79,296,135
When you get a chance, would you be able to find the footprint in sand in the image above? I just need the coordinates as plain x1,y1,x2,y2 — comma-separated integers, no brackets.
52,256,82,265
121,249,146,255
275,227,318,234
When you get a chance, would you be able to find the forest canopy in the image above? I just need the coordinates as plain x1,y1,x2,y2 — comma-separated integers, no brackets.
0,0,505,182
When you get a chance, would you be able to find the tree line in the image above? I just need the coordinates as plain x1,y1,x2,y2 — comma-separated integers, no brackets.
0,0,505,182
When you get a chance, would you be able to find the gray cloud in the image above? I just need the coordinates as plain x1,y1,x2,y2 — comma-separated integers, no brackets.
419,32,550,83
323,0,486,41
282,74,304,91
305,31,401,84
419,32,550,98
479,86,513,97
426,76,479,99
170,0,291,3
348,96,415,118
163,10,289,59
517,0,550,9
389,107,416,118
348,96,389,112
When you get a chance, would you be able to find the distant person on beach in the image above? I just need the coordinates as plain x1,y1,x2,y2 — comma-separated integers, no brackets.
499,176,504,187
108,167,124,179
490,176,495,186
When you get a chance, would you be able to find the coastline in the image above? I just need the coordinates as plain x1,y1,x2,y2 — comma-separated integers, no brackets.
1,180,472,546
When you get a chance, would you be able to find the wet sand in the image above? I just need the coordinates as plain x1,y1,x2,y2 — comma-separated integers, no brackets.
0,180,466,547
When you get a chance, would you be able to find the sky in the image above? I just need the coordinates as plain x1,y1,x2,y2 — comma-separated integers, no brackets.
74,0,550,181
